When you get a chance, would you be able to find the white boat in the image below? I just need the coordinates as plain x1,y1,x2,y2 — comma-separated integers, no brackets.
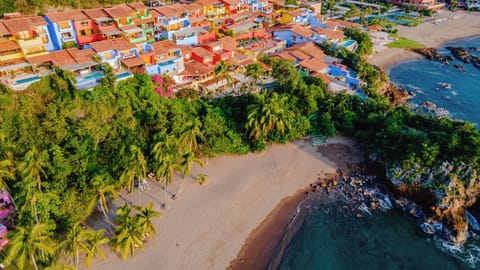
438,82,452,89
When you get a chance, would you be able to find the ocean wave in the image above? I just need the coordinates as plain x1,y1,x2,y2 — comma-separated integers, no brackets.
434,236,480,269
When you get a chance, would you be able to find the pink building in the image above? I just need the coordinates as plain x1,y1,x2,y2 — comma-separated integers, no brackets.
386,0,444,10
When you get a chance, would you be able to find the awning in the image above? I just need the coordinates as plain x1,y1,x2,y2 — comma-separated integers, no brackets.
0,62,30,72
122,27,144,34
121,57,145,68
61,61,99,71
103,29,123,36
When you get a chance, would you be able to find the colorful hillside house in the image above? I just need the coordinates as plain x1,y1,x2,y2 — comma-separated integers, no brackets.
269,23,315,46
127,2,156,43
90,38,139,71
154,4,190,40
198,0,227,20
44,11,90,50
278,8,313,25
2,16,55,56
172,26,215,46
151,40,185,76
84,9,123,41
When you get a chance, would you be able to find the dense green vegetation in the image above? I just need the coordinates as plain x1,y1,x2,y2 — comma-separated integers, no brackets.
0,47,479,268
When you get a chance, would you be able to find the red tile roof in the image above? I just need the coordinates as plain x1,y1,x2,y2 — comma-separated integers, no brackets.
28,50,77,66
0,20,10,36
152,40,179,54
45,10,90,23
313,27,345,41
324,19,362,29
220,0,240,6
90,38,136,53
121,57,145,68
154,4,187,17
0,40,20,53
288,42,326,59
298,59,329,73
127,2,148,11
180,60,214,76
192,47,216,59
104,5,135,18
66,48,95,64
288,9,306,17
270,23,312,38
185,3,204,13
83,9,110,20
2,16,47,33
198,0,223,6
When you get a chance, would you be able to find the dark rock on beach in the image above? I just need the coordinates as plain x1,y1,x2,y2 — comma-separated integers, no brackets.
414,48,443,61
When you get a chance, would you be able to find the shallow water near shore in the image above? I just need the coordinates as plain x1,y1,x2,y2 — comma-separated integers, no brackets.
389,36,480,126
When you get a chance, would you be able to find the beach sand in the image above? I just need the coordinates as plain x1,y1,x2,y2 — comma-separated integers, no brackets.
86,136,357,270
368,10,480,69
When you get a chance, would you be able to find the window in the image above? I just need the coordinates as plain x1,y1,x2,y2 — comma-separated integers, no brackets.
81,20,89,26
59,21,71,29
62,32,73,40
42,36,49,43
19,31,30,39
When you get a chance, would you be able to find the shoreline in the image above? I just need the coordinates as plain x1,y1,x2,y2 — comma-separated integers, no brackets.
368,10,480,70
86,138,360,270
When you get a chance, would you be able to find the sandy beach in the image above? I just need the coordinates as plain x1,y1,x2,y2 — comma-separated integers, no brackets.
368,10,480,69
86,136,358,270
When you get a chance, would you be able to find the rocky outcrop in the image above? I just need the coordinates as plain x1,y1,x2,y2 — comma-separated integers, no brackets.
414,48,443,61
379,83,414,105
446,46,480,69
387,162,480,245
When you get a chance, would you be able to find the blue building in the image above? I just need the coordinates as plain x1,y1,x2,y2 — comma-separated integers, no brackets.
43,11,90,50
270,24,315,47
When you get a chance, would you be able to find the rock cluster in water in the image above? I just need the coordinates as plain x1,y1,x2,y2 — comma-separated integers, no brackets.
379,83,414,105
387,161,480,245
414,46,480,70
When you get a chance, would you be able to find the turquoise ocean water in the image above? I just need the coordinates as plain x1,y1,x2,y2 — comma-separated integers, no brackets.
277,37,480,270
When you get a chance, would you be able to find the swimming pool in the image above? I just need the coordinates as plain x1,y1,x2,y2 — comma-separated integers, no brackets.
116,72,132,80
82,72,104,81
15,76,40,85
342,40,356,48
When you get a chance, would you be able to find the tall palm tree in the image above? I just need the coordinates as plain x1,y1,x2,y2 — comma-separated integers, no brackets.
3,223,56,270
135,202,161,240
17,147,48,191
156,154,182,209
61,222,94,270
172,150,204,199
89,184,118,222
245,63,264,92
246,92,294,141
84,229,109,268
111,204,144,261
120,145,147,199
214,61,233,89
179,118,205,152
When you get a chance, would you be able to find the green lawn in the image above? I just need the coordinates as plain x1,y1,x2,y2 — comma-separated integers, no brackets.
386,37,425,49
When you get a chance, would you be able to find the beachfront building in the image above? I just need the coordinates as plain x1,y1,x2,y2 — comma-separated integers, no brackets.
2,15,55,56
269,23,315,47
151,40,185,75
386,0,445,10
154,4,190,40
83,9,123,42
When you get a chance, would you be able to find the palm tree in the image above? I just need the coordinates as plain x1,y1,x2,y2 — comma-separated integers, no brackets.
245,63,264,92
245,92,294,141
214,61,233,89
0,152,14,191
61,222,94,270
179,118,205,152
156,154,182,209
134,202,161,240
195,173,209,187
17,147,48,191
111,204,144,261
84,229,109,268
173,150,204,199
90,184,118,222
120,145,147,203
3,223,56,270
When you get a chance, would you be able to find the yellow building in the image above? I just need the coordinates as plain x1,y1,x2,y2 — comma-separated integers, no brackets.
198,0,227,20
2,16,51,59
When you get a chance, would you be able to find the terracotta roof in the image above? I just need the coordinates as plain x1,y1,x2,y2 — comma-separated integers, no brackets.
272,51,297,62
83,9,110,20
268,0,285,5
66,48,95,64
220,0,240,6
2,16,47,33
149,9,162,19
45,10,90,23
127,2,148,11
270,23,312,38
324,19,362,29
0,40,20,53
185,2,204,12
104,5,135,18
313,27,345,41
192,47,216,59
298,59,329,73
152,40,179,53
121,57,145,68
288,9,305,17
288,42,326,59
314,72,333,84
28,50,77,67
198,0,223,6
180,60,214,76
203,37,237,52
0,21,11,36
179,45,194,59
154,4,187,17
368,25,383,32
90,38,136,53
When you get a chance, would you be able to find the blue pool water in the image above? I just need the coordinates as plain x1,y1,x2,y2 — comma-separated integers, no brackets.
82,72,104,81
342,40,356,48
15,76,40,85
116,72,132,80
